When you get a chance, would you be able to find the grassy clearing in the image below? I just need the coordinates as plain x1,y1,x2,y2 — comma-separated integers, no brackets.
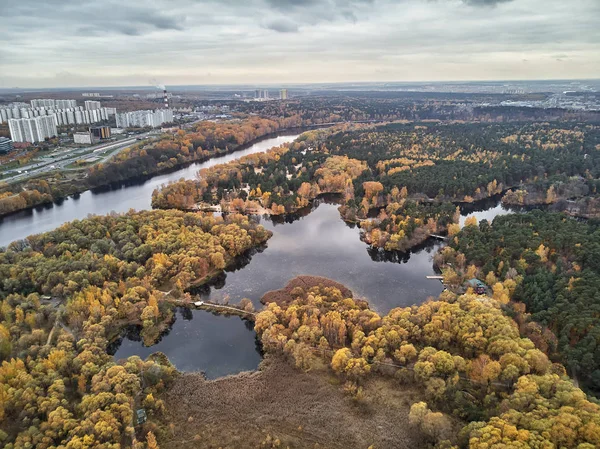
156,355,427,449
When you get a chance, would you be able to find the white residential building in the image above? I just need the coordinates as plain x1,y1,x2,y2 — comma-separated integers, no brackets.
2,105,113,125
84,100,102,110
56,99,77,108
9,115,58,143
30,99,55,108
73,132,93,145
30,99,76,108
116,109,173,128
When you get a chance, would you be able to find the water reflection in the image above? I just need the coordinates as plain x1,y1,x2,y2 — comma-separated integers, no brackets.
111,193,518,376
195,197,446,314
459,194,513,226
108,308,262,378
0,134,300,247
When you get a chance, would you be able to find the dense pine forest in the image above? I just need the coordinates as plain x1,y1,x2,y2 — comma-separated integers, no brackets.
154,121,600,251
437,211,600,394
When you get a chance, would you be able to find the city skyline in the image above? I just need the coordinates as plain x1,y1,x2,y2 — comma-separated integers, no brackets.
2,0,599,88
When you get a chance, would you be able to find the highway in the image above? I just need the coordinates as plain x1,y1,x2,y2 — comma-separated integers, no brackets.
2,132,156,184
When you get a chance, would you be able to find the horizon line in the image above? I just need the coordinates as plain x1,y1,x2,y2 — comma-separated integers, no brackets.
1,78,599,92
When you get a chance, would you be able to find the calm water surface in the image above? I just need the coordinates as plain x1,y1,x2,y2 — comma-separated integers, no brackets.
459,194,514,226
109,308,262,379
0,134,300,247
196,198,447,314
112,196,512,374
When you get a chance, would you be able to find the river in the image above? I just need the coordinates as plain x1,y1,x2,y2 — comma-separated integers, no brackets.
0,134,300,248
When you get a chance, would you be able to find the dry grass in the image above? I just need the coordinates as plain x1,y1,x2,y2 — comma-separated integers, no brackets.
157,355,426,449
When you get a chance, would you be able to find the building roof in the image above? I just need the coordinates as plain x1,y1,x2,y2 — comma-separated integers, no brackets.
467,278,487,288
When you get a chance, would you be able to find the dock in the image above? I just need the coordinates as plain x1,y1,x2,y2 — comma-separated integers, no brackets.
430,234,448,241
426,275,444,280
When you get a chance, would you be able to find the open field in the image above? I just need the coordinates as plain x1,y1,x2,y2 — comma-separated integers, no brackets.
158,355,427,449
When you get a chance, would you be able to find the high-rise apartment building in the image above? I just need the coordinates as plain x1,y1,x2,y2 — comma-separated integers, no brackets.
9,115,57,143
85,100,102,110
30,99,55,108
115,109,173,128
279,89,288,100
1,104,112,125
56,99,77,108
30,99,77,108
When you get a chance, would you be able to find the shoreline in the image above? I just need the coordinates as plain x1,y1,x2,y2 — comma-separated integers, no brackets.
0,127,309,220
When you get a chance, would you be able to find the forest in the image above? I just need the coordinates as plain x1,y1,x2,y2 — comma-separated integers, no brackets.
229,94,600,123
3,105,600,448
85,117,287,187
0,209,270,448
254,279,600,448
435,210,600,394
154,121,600,252
501,175,600,218
2,101,598,219
0,179,54,216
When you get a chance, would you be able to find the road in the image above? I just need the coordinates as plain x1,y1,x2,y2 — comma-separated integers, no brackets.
2,132,157,184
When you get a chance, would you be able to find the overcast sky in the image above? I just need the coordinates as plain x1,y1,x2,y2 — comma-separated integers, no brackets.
1,0,598,88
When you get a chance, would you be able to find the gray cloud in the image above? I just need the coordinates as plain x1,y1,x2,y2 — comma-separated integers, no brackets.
265,0,320,9
462,0,514,6
263,18,300,33
3,0,184,36
0,0,598,88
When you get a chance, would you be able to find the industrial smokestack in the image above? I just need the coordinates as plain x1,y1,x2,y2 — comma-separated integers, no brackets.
149,80,169,109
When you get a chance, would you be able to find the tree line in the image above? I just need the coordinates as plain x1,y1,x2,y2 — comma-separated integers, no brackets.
436,210,600,394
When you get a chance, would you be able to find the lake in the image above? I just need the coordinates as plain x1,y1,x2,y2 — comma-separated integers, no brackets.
194,196,447,315
109,308,262,379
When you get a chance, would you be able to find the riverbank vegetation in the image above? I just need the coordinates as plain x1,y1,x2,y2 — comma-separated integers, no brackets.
0,209,271,448
436,210,600,394
86,117,286,187
154,121,600,252
0,116,301,218
253,277,600,448
0,179,54,216
502,174,600,218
